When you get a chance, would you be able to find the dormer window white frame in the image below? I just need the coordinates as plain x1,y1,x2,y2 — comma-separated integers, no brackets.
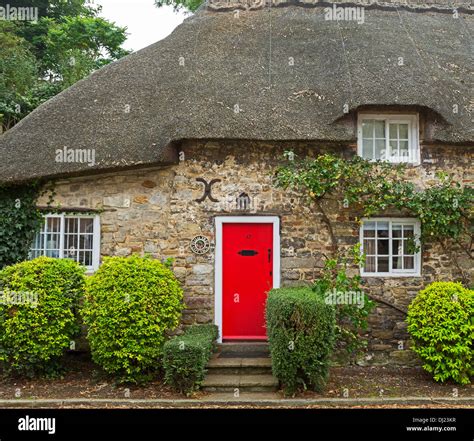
357,113,420,164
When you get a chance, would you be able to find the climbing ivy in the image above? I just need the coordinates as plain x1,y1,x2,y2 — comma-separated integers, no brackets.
275,153,473,283
0,183,44,269
312,244,375,358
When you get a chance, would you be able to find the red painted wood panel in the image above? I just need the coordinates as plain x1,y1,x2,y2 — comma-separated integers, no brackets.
222,223,273,339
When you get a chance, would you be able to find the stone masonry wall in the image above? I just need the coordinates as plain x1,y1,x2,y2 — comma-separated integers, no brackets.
36,140,473,366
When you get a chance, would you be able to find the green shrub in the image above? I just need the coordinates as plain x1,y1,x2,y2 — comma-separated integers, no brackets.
185,323,219,341
407,281,473,385
266,287,336,395
312,245,375,358
82,256,184,384
0,257,84,377
163,324,218,395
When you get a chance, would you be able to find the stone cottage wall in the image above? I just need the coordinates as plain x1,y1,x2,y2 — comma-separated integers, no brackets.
36,140,473,365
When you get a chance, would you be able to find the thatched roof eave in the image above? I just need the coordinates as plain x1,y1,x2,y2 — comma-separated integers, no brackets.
0,2,472,183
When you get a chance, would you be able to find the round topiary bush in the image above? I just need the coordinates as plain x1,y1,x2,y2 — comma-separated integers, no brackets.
407,281,473,385
0,257,85,377
82,256,184,384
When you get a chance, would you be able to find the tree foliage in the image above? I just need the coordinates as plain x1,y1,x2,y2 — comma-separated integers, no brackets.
155,0,203,12
0,0,129,131
0,22,38,129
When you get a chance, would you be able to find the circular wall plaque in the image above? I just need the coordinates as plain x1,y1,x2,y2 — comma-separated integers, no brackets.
190,236,211,255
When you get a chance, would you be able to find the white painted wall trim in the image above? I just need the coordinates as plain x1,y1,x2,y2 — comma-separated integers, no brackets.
92,215,101,273
214,216,281,343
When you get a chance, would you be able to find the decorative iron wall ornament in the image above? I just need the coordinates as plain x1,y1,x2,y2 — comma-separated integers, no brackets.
236,192,251,210
190,235,211,254
195,178,221,203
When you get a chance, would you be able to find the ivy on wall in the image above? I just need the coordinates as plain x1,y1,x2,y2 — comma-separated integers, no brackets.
275,153,473,285
0,183,46,269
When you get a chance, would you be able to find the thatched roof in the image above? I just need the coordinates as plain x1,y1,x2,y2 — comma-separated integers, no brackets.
0,0,472,183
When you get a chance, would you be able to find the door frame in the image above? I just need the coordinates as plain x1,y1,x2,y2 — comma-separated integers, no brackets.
214,216,280,343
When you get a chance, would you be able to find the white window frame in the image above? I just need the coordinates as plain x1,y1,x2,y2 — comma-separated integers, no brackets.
357,113,420,164
359,217,421,277
30,213,101,273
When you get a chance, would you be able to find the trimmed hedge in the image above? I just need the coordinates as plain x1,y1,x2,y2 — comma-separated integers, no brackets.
163,324,218,394
82,256,184,384
266,287,336,394
407,281,473,385
0,257,84,377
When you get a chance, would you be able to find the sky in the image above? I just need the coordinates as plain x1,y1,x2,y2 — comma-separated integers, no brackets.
96,0,188,52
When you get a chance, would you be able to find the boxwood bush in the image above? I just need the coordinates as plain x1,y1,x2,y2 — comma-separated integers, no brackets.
407,281,473,385
266,287,336,395
82,256,184,384
163,324,218,395
0,257,84,377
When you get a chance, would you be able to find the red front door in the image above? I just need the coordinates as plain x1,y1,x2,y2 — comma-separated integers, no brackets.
222,223,273,340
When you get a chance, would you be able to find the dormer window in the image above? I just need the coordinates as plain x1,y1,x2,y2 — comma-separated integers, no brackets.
357,113,419,164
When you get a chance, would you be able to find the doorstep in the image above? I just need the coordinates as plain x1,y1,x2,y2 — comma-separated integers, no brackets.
202,342,278,393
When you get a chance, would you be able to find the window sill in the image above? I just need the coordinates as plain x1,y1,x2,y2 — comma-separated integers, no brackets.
361,273,421,278
363,158,421,166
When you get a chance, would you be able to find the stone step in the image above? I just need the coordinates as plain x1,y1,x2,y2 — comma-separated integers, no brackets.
218,342,270,357
207,357,272,375
202,374,279,393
